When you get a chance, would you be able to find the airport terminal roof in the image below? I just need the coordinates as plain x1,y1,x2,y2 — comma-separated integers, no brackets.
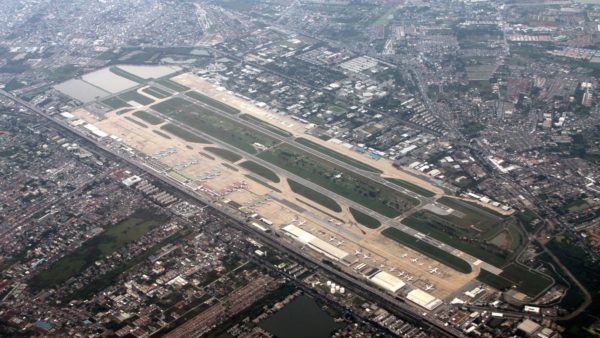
369,271,405,293
282,224,348,261
406,289,443,311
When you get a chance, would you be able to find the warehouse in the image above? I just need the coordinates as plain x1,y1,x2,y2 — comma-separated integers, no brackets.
369,271,405,293
282,224,348,261
406,289,443,311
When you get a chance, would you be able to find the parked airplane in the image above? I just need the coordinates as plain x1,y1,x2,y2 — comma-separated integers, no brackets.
429,268,439,274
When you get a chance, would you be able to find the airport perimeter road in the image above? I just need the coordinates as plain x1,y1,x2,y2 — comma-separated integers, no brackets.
0,90,466,338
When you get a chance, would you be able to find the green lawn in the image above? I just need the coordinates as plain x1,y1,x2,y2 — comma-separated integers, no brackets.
401,211,511,267
142,86,171,99
439,197,503,218
382,227,472,273
156,78,189,92
153,130,172,139
101,97,131,110
110,66,146,83
296,137,382,173
384,178,435,197
30,211,167,289
245,175,282,193
151,97,278,154
349,208,381,229
239,161,280,183
160,124,209,143
204,147,242,162
476,269,513,291
124,116,148,128
500,263,553,297
240,114,292,137
259,144,417,218
287,179,342,213
133,110,164,125
119,89,155,105
185,91,240,114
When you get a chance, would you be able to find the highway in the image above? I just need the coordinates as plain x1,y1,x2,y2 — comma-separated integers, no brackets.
0,89,467,338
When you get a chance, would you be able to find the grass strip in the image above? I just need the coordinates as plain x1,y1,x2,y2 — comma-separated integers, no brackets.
382,227,472,273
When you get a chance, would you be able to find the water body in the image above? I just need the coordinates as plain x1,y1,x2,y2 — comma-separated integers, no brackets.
260,295,344,338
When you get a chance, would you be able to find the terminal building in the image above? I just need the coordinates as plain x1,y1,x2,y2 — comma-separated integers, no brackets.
282,224,352,263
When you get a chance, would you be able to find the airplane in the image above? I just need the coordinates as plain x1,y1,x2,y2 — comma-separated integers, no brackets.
336,240,344,247
429,268,439,274
379,264,386,269
406,276,414,282
298,220,306,226
411,257,418,263
354,250,361,255
425,284,434,291
401,253,408,258
363,253,370,259
397,271,405,277
329,236,336,242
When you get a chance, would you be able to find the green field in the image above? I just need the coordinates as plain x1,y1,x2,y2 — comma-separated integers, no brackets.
500,263,553,297
160,124,209,143
67,228,190,301
156,78,189,92
296,137,382,173
119,89,155,105
153,130,172,139
240,114,292,137
259,144,417,218
401,211,512,266
245,175,282,193
437,197,501,228
101,96,131,109
385,178,435,197
287,179,342,213
349,208,381,229
30,211,167,289
476,269,513,291
439,196,502,217
382,227,472,273
205,147,242,162
116,108,133,115
185,91,240,114
240,161,280,183
142,86,171,99
151,97,279,154
125,116,148,128
110,66,146,83
133,110,164,125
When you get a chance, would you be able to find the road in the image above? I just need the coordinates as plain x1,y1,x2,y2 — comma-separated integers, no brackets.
0,89,466,338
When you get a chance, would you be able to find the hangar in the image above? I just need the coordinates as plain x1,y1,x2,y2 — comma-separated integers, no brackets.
406,289,443,311
369,271,405,293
